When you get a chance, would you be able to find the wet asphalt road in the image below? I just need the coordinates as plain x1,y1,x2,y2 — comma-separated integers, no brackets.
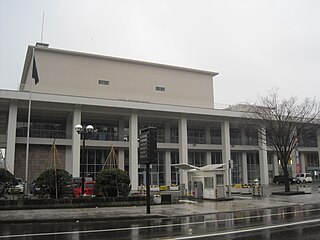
1,203,320,239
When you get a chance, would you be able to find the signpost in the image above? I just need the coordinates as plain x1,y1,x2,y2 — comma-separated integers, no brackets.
228,159,233,199
139,126,157,214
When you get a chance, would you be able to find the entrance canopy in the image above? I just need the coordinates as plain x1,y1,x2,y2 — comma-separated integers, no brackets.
172,163,200,171
173,163,226,172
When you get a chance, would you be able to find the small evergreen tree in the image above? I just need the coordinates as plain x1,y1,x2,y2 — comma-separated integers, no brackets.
33,169,72,199
0,169,17,198
95,169,131,197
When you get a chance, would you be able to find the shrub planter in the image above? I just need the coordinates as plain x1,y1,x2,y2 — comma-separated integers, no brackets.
231,187,241,194
169,185,179,191
153,195,161,204
150,186,160,192
0,196,146,210
241,188,252,195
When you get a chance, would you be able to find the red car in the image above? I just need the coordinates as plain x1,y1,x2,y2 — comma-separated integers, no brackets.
73,181,95,198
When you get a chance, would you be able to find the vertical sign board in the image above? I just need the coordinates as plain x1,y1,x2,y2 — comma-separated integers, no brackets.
139,126,157,214
139,127,157,164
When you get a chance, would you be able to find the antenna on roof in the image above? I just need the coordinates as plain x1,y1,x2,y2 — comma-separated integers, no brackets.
40,11,45,43
36,11,49,48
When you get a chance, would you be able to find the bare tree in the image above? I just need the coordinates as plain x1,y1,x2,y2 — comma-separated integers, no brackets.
246,90,320,192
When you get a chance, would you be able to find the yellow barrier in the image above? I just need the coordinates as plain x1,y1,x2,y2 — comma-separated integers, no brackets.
160,185,169,191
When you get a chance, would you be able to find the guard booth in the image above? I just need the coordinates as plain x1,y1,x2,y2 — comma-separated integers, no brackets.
174,163,227,200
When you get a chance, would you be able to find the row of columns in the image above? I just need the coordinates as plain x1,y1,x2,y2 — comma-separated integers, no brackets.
4,102,315,192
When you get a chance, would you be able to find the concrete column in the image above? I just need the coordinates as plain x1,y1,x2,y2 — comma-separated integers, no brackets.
179,116,188,193
206,152,211,165
165,122,170,143
259,128,269,186
242,152,248,184
205,125,211,166
291,150,297,176
118,119,126,171
118,149,125,170
6,101,18,174
273,153,279,175
317,129,320,171
259,127,269,195
165,151,171,185
221,121,231,164
300,152,306,173
221,121,231,186
72,106,82,177
65,112,73,174
129,112,138,191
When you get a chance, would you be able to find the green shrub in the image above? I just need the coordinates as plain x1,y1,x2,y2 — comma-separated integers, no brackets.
0,169,16,197
33,169,72,199
95,169,131,197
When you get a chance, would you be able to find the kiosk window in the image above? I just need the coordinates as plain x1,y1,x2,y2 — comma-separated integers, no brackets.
216,174,224,185
204,177,214,188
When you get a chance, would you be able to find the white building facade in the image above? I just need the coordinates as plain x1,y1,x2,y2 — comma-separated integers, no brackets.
1,44,320,193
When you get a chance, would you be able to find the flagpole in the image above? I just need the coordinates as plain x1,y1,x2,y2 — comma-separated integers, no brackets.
25,47,37,194
25,75,32,194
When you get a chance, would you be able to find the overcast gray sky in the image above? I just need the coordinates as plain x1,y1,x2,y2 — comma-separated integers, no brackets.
1,0,319,105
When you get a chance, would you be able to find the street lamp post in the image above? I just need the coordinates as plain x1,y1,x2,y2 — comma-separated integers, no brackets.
75,124,94,196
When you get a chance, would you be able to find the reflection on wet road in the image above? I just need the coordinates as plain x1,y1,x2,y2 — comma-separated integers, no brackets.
1,204,320,239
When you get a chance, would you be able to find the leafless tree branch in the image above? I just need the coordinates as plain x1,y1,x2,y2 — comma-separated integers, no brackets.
243,89,320,192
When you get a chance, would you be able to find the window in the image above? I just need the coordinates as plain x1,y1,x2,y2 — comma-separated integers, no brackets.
306,153,318,168
210,127,222,144
85,121,119,141
204,177,214,189
151,151,165,185
216,174,224,185
80,149,108,180
231,152,242,183
245,129,258,146
16,120,66,139
211,151,222,164
188,151,206,167
171,151,179,184
98,80,110,85
230,128,242,145
247,152,260,183
299,133,318,147
170,125,179,143
155,86,165,92
188,126,205,144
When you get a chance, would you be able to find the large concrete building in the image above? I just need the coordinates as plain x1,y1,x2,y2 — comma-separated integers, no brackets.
1,44,320,193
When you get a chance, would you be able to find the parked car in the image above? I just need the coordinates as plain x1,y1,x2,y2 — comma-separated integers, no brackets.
295,173,313,183
72,177,96,198
273,175,300,184
8,178,24,194
73,181,95,198
30,181,41,194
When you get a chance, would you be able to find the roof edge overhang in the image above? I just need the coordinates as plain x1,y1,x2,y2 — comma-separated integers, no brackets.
0,89,250,119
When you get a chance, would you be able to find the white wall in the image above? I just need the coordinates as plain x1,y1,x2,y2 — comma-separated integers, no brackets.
25,48,216,108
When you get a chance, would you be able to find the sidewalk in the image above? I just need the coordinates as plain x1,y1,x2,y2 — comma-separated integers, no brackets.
1,192,320,223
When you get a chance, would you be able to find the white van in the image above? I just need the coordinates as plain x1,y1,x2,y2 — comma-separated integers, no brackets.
295,173,313,183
